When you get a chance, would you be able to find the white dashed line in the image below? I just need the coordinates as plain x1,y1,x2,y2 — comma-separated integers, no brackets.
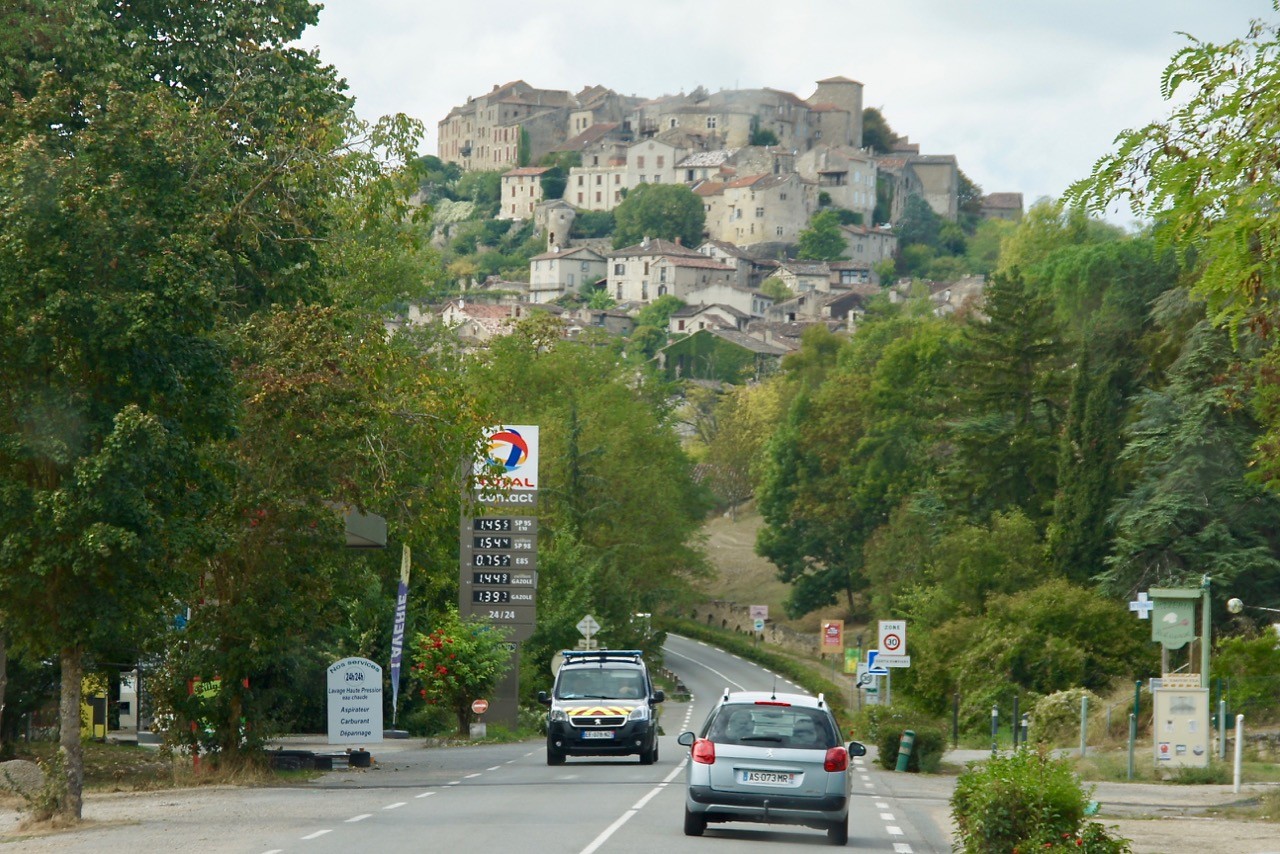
383,802,405,810
345,814,372,822
894,844,915,853
415,791,435,799
446,780,460,786
863,781,875,788
887,825,904,835
880,812,895,820
300,830,332,840
464,772,482,779
876,801,890,808
487,765,501,771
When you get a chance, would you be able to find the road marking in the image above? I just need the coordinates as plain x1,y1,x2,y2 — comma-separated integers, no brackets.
262,850,284,853
864,781,875,788
415,791,435,799
887,825,904,835
861,774,872,781
300,830,332,840
487,765,501,771
383,802,405,810
345,814,372,822
876,801,890,809
465,772,482,778
664,647,746,690
579,759,688,854
894,845,914,853
880,812,895,820
446,780,460,785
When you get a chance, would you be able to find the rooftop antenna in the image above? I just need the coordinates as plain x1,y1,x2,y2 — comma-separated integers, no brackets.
771,674,777,701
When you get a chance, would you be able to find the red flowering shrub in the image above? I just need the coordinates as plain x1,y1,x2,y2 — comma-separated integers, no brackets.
409,609,513,737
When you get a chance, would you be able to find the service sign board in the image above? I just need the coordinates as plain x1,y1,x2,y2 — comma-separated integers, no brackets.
1153,687,1209,768
820,619,843,650
473,425,540,506
327,657,384,745
878,620,907,656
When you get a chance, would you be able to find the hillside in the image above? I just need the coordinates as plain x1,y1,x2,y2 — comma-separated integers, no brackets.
697,503,857,636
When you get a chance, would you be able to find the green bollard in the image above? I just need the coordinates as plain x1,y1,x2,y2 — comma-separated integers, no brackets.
895,729,916,772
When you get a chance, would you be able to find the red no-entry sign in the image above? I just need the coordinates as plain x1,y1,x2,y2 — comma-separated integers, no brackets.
471,698,489,715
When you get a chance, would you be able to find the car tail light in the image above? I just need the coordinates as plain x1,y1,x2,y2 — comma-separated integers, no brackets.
692,738,716,765
824,746,848,772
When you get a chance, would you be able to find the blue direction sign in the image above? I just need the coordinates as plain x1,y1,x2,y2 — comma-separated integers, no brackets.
866,650,889,676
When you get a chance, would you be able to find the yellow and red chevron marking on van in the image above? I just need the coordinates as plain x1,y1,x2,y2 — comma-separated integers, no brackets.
566,706,634,717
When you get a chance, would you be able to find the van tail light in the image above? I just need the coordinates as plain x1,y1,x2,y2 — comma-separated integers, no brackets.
824,746,848,772
692,738,716,765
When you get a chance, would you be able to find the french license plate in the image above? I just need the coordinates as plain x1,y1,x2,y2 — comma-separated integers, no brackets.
739,770,797,786
582,730,615,739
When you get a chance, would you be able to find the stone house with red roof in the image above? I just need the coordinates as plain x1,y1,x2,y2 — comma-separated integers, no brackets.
715,173,814,246
605,238,734,303
438,299,514,343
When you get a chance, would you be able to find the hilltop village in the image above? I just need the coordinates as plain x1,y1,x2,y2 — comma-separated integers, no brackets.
407,77,1024,381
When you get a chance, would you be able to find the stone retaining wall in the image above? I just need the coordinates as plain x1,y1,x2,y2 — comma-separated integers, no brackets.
686,600,819,657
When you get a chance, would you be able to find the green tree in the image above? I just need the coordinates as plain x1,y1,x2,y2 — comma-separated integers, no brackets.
1066,7,1280,488
1102,296,1280,603
797,210,848,261
896,194,943,249
612,183,705,249
571,209,615,239
862,107,898,154
411,610,514,737
470,319,711,662
0,0,350,818
943,271,1070,525
635,294,686,329
759,277,794,302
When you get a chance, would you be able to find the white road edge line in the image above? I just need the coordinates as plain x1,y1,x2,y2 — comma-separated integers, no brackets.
300,830,332,840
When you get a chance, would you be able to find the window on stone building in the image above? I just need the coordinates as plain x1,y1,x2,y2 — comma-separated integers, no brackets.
657,156,664,168
756,207,764,218
614,263,625,275
707,116,717,130
577,192,583,204
637,156,645,168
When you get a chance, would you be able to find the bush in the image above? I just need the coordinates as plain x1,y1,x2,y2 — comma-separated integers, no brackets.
951,748,1131,853
1032,688,1101,746
855,706,946,772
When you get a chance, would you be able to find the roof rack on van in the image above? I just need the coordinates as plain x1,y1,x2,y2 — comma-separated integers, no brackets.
561,649,644,663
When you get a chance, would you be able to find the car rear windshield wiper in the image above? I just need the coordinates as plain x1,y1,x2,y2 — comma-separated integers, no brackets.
740,735,785,743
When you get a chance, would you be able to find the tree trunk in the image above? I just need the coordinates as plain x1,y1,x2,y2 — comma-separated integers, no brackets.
59,645,85,820
0,631,8,755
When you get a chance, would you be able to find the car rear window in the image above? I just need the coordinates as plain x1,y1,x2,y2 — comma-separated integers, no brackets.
706,704,836,749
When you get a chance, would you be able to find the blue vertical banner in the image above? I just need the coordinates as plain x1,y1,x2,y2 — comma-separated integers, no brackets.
389,544,410,726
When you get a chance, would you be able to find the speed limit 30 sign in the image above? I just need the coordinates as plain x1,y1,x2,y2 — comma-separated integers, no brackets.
878,620,907,656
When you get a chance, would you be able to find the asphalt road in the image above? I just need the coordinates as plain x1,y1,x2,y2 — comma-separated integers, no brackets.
0,635,954,853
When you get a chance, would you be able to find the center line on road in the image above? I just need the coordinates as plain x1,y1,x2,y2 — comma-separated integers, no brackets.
300,830,332,840
345,814,372,822
415,791,436,799
464,772,481,778
487,765,501,771
579,759,687,854
383,802,405,810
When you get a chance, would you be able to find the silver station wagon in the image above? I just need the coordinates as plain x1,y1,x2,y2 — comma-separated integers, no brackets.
677,690,867,846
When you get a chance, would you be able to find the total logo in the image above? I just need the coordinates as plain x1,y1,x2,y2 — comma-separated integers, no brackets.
488,428,530,472
475,425,540,491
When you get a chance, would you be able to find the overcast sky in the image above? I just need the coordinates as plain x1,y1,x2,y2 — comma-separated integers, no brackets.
302,1,1272,220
